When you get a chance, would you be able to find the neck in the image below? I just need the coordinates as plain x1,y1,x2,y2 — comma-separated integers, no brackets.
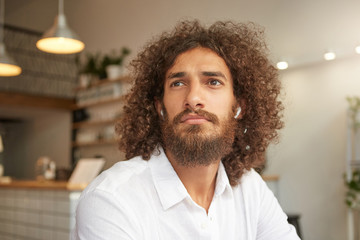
165,150,220,213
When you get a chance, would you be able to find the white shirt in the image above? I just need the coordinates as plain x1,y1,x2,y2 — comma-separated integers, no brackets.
72,148,300,240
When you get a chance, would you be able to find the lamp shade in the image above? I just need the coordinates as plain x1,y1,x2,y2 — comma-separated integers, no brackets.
36,14,84,54
0,42,21,76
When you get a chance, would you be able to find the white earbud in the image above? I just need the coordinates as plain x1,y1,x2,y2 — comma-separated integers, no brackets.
160,109,164,119
234,107,241,119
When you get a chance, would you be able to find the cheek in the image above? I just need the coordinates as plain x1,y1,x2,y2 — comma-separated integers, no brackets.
162,94,182,120
164,106,178,121
209,94,236,116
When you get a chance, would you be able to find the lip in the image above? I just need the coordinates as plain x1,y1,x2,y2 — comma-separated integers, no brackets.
180,114,210,124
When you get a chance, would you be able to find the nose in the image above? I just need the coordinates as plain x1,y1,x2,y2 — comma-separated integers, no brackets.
184,82,205,110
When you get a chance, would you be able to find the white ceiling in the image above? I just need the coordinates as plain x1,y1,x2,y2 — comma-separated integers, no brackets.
5,0,360,69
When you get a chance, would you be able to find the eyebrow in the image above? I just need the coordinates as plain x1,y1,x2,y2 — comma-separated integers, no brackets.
167,72,186,79
167,71,227,80
202,71,226,79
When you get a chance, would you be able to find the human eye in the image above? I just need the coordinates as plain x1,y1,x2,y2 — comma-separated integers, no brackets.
170,81,184,87
207,79,223,86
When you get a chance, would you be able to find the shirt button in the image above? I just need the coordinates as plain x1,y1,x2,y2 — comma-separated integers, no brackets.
201,222,208,229
209,216,213,221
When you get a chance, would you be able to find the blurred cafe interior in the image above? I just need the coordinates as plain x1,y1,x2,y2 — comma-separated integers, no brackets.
1,0,360,239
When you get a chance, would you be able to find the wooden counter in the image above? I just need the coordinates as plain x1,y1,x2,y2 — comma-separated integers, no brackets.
262,175,279,182
0,176,277,191
0,180,87,191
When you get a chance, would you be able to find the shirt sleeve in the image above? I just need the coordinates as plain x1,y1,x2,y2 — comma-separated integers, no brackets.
253,171,301,240
71,189,140,240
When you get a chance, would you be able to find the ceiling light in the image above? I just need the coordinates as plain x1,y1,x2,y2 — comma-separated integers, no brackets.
324,51,336,61
36,0,84,54
276,61,288,70
0,43,22,76
355,46,360,54
0,0,21,77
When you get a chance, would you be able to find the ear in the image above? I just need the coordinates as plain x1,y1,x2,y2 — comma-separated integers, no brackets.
154,98,162,117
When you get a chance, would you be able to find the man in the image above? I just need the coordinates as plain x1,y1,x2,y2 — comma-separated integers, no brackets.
73,20,300,239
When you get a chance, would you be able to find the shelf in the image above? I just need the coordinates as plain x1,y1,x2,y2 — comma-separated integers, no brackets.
75,96,126,109
350,160,360,167
0,180,87,191
73,118,121,129
0,92,75,110
72,139,117,148
74,75,132,92
72,76,129,165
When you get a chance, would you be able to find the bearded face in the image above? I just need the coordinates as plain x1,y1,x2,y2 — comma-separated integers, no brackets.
161,106,237,167
157,47,240,167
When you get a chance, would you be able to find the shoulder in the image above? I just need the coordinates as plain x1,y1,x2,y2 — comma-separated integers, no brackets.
233,169,269,206
236,171,300,239
237,168,265,189
74,157,152,236
81,156,150,197
74,157,150,239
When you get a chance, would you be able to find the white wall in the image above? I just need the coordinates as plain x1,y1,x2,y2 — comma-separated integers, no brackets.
0,105,72,179
25,109,72,176
266,56,360,239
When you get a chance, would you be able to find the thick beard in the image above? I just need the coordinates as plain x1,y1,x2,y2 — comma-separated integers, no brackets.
161,108,237,167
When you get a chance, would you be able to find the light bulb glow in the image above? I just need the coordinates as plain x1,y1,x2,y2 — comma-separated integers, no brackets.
0,62,22,76
355,46,360,54
36,37,84,54
276,61,288,70
324,52,336,61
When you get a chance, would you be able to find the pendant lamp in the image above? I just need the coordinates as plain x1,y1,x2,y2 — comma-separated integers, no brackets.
36,0,84,54
0,0,21,77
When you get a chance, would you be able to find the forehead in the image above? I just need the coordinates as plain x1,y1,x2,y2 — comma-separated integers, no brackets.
166,47,232,77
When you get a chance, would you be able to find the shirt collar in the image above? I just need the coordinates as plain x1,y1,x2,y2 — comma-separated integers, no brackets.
148,147,189,210
214,161,233,198
148,147,233,211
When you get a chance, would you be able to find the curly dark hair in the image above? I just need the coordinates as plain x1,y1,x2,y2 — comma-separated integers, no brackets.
116,20,284,186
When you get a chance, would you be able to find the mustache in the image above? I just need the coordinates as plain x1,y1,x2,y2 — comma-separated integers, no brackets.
172,108,220,125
